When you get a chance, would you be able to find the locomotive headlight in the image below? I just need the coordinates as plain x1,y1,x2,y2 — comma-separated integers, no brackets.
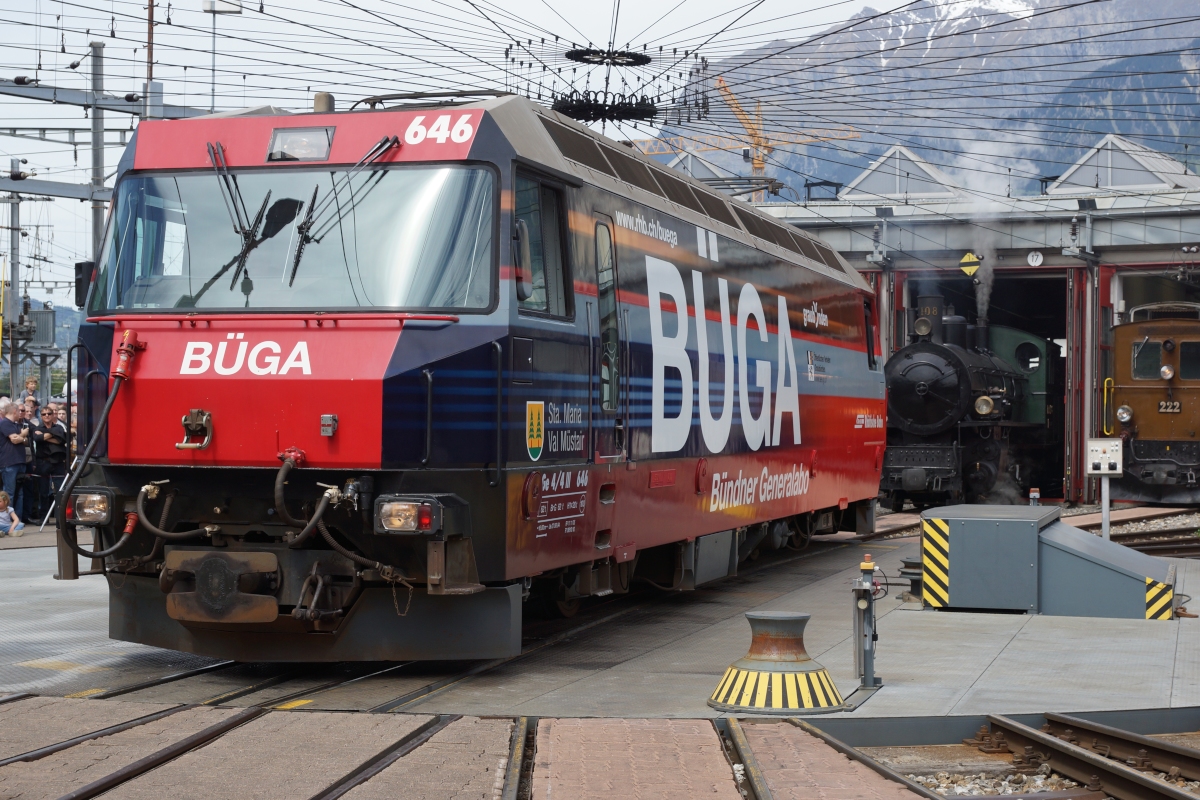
70,491,112,525
1116,405,1134,424
374,496,443,534
1161,364,1175,380
379,502,419,531
914,317,933,336
974,395,995,415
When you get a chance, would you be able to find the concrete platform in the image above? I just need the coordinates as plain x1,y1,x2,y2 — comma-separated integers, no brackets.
2,534,1199,720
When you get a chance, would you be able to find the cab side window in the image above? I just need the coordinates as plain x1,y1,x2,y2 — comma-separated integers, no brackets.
514,176,571,317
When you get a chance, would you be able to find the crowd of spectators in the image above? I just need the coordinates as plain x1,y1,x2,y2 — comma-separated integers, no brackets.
0,378,73,534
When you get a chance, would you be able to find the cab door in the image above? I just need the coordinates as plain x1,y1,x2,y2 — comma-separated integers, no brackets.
592,214,626,462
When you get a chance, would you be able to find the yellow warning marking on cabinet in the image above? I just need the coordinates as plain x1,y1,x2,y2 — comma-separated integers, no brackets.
922,519,950,608
709,668,843,710
1146,577,1174,620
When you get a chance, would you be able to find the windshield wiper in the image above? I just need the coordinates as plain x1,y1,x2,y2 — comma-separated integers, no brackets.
1134,334,1150,360
207,141,251,237
288,185,319,287
286,135,398,287
206,141,275,289
230,190,271,290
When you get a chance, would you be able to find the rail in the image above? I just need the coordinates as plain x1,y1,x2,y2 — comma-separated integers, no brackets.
307,715,461,800
57,706,266,800
787,718,944,800
988,714,1197,800
1044,712,1200,781
714,718,775,800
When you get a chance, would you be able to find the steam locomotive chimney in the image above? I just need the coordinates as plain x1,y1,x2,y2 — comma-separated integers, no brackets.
976,316,990,351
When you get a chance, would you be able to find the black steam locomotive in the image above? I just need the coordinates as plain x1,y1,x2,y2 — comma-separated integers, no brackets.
881,295,1063,509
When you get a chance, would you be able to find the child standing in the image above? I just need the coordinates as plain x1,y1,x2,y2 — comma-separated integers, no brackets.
0,491,22,537
17,378,38,406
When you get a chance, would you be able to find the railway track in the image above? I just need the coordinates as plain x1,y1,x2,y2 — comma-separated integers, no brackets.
64,539,851,716
986,714,1200,800
0,701,940,800
17,701,1200,800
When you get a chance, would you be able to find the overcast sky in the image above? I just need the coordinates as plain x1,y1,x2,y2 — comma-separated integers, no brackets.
0,0,894,305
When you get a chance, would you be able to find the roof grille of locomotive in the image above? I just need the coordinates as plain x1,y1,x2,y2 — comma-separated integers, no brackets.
537,115,848,277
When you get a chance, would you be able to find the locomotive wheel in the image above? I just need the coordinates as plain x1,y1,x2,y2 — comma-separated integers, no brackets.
787,519,812,551
536,577,581,618
553,597,581,618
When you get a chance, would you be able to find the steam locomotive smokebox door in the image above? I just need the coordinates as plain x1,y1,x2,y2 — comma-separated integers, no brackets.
922,505,1176,620
921,505,1051,612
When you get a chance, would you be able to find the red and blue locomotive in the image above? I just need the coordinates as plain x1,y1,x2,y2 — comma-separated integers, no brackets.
63,93,885,661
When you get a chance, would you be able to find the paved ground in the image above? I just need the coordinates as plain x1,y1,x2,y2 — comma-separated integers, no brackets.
3,532,1200,718
0,547,209,698
0,534,1199,798
0,528,92,550
0,696,173,758
0,705,239,800
532,718,741,800
105,711,433,800
342,717,512,800
742,720,921,800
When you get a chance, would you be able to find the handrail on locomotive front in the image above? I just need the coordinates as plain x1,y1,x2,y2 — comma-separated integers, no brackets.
1102,377,1115,436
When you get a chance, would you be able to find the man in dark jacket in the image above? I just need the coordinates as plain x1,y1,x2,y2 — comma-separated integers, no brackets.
0,401,29,523
31,405,68,518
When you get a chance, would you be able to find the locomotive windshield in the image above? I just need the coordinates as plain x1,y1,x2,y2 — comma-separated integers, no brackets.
90,164,494,313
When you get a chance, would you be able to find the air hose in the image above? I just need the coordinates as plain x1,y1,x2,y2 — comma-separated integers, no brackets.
289,491,332,547
56,331,145,560
274,453,309,528
315,518,404,582
136,483,212,540
274,452,336,548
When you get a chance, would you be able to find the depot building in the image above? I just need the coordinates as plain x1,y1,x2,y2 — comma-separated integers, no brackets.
762,134,1200,504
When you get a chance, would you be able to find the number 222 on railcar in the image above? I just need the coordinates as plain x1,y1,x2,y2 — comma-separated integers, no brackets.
63,94,885,662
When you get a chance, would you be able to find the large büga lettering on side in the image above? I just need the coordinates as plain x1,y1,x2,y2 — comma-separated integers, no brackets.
647,255,803,455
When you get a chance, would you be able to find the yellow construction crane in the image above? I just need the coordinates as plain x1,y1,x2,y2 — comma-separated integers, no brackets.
630,77,859,201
